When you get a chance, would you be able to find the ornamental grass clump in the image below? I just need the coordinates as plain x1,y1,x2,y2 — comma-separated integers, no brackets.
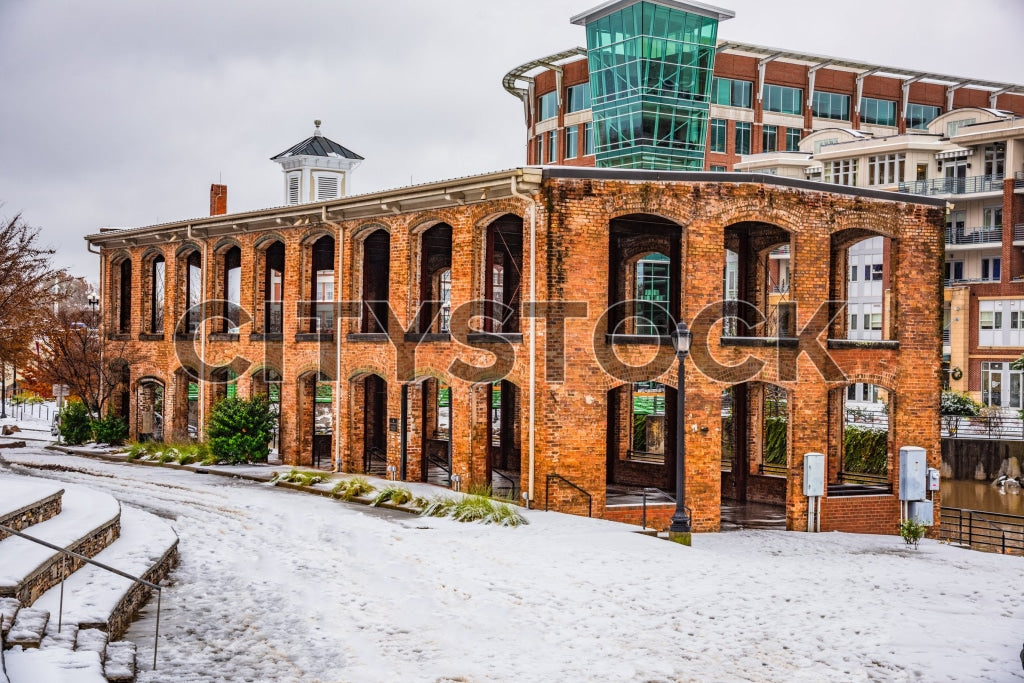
420,494,528,527
371,485,414,507
331,476,375,501
272,469,330,487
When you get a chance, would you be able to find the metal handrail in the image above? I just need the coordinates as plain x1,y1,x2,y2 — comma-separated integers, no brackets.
1015,224,1024,241
945,226,1002,245
363,447,387,475
898,173,1004,196
544,473,592,517
640,487,675,530
940,507,1024,555
0,523,162,670
491,469,519,499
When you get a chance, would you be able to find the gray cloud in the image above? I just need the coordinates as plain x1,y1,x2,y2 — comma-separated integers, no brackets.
1,0,1020,280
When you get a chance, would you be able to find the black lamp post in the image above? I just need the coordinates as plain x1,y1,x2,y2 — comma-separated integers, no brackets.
0,361,6,420
669,321,692,545
87,292,99,314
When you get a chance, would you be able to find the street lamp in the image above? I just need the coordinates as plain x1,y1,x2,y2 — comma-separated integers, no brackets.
87,292,99,313
669,321,692,545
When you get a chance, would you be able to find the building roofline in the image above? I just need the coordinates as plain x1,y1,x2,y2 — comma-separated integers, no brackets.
539,166,948,208
570,0,735,26
85,168,544,248
502,47,588,100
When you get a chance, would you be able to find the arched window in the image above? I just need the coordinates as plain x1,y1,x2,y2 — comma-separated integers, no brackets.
264,242,285,334
184,251,202,334
310,236,335,333
485,216,523,333
418,224,452,333
361,231,390,334
222,246,241,332
150,256,165,334
119,259,134,333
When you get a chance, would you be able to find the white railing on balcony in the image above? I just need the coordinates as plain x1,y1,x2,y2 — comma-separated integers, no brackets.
945,226,1002,245
899,173,1004,196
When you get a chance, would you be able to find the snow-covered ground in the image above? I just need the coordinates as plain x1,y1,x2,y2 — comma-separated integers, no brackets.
1,446,1022,683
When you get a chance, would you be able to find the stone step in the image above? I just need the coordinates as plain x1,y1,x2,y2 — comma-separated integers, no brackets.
0,477,64,541
104,641,137,683
32,506,179,640
0,483,121,605
40,620,78,650
76,628,108,662
4,646,106,683
5,608,48,649
0,599,19,641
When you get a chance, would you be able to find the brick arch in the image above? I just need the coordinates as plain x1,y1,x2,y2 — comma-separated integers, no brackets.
716,203,803,236
351,221,391,240
830,210,901,241
249,365,282,381
294,364,333,382
347,367,388,383
253,233,287,250
475,209,526,231
140,247,165,263
605,203,691,230
109,248,132,266
409,366,454,386
408,215,454,237
299,228,336,246
132,372,166,392
212,237,242,255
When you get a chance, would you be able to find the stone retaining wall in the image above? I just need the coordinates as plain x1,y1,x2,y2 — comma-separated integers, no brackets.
0,491,62,542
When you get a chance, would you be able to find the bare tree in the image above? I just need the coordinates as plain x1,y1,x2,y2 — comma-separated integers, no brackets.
29,306,136,417
0,212,64,369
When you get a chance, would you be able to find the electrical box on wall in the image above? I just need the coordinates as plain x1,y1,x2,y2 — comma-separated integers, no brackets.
908,500,934,526
899,446,927,501
927,467,940,492
803,453,825,497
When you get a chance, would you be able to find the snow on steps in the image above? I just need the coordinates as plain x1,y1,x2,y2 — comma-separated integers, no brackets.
5,608,47,649
0,484,121,605
0,478,63,538
33,506,179,640
4,646,107,683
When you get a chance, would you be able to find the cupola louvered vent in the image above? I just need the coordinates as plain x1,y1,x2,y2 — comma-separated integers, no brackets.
287,174,301,205
316,175,340,201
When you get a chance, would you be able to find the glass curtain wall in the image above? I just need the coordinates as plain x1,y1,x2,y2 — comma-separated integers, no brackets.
585,2,722,170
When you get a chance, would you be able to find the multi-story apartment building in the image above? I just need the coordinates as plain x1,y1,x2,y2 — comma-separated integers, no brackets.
504,0,1024,413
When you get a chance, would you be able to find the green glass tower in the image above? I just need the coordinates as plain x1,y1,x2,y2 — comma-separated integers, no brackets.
571,0,734,170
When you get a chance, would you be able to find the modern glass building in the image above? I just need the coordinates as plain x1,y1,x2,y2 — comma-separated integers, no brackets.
571,0,734,170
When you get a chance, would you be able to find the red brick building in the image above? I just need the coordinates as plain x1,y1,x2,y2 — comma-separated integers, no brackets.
86,167,945,533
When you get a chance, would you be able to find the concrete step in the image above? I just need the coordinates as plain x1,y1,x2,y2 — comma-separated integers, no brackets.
104,641,136,683
0,483,121,605
4,646,106,683
5,608,48,649
0,477,64,540
75,628,108,662
32,506,179,640
40,620,78,650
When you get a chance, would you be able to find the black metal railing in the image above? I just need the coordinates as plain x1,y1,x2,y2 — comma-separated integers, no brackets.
838,470,889,486
545,473,592,517
945,226,1002,245
491,469,519,500
942,413,1024,440
940,507,1024,555
426,453,452,487
1014,224,1024,242
758,462,787,477
899,173,1004,196
363,447,387,476
640,487,676,530
0,523,163,670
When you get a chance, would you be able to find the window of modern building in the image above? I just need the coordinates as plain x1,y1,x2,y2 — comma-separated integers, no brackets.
735,121,751,155
944,260,964,283
711,77,753,108
979,301,1024,353
983,206,1003,228
813,138,839,155
867,153,906,186
548,130,558,163
710,118,727,153
812,91,850,121
981,361,1023,408
762,84,803,115
860,97,897,126
584,122,594,156
825,159,857,186
864,263,883,281
536,136,543,164
984,144,1006,177
849,265,858,282
222,246,242,333
565,125,579,159
150,256,164,334
982,257,1001,282
946,118,976,138
762,125,778,153
785,128,801,151
538,91,558,121
849,314,858,330
710,165,727,172
905,103,941,130
566,84,592,113
117,259,132,334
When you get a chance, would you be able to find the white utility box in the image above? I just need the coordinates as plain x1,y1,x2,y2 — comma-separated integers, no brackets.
899,446,927,501
803,452,825,497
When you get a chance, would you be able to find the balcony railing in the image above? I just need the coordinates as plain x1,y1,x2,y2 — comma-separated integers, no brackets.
1017,171,1024,188
942,328,951,344
899,173,1004,196
945,226,1002,245
1015,224,1024,242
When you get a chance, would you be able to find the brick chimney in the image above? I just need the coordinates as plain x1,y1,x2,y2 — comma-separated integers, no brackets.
210,184,228,216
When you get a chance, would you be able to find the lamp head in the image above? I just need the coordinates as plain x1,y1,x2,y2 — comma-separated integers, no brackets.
671,321,692,357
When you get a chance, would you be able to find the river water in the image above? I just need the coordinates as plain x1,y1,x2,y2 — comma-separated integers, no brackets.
942,478,1024,516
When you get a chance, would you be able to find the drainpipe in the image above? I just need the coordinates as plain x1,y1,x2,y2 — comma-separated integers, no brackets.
334,223,343,472
188,224,208,438
510,174,537,503
89,241,104,416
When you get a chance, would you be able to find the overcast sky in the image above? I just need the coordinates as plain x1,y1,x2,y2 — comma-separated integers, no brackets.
1,0,1022,282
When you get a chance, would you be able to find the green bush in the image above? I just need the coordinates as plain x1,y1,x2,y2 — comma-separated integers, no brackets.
843,425,887,474
58,399,93,445
206,395,277,464
764,416,787,465
941,390,981,434
92,412,129,445
899,518,926,549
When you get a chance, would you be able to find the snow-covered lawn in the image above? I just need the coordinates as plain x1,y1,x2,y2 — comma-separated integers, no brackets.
1,446,1022,683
